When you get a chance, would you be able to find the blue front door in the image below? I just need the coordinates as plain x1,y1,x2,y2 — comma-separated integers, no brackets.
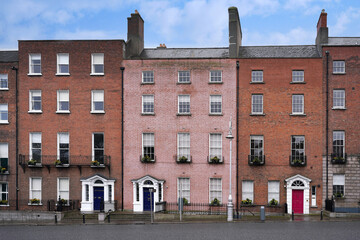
143,188,154,211
94,187,104,211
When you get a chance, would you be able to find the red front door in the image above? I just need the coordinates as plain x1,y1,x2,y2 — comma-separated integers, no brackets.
292,190,304,214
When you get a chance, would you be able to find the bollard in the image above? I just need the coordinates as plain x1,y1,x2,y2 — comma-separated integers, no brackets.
108,213,110,223
320,210,323,220
260,206,265,221
292,211,294,221
83,214,85,224
55,213,57,224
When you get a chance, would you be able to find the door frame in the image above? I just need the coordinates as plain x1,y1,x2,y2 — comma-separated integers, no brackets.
292,189,304,214
285,174,311,214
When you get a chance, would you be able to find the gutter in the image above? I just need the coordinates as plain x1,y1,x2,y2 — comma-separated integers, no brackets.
120,66,125,211
325,51,329,200
236,61,239,214
11,66,19,211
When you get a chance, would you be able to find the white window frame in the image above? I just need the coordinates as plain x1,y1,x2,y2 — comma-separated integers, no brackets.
311,186,317,207
292,70,304,83
177,178,190,203
56,53,69,75
292,94,304,114
0,104,8,124
268,181,280,203
177,133,190,161
142,95,154,114
333,174,345,197
28,54,41,75
333,131,345,158
0,74,8,90
209,133,222,160
0,182,8,204
178,71,190,83
291,135,305,160
178,95,190,114
250,135,264,159
92,132,104,162
209,70,222,83
29,177,42,204
210,95,222,115
242,180,254,202
0,143,8,171
91,53,104,75
57,90,70,113
251,94,263,114
29,132,41,163
142,133,155,161
209,178,222,204
29,90,42,113
57,132,70,164
91,90,105,113
333,89,345,109
57,178,70,202
251,70,263,83
142,71,154,84
333,60,345,74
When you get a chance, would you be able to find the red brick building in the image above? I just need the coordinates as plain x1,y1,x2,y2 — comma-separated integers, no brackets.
0,51,18,209
317,11,360,213
16,40,124,211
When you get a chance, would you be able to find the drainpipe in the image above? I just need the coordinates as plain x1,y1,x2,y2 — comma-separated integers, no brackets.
325,51,329,201
236,61,239,214
11,66,19,211
120,66,125,211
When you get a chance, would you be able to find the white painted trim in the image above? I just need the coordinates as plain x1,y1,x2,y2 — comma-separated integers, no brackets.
132,175,164,212
285,174,311,214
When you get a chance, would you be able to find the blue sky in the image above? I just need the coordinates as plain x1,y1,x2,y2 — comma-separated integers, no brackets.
0,0,359,50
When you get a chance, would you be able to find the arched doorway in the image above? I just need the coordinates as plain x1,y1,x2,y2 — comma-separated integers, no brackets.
285,174,311,214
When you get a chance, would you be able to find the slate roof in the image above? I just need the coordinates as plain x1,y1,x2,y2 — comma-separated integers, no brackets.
326,37,360,46
0,51,18,62
238,45,320,58
140,48,229,59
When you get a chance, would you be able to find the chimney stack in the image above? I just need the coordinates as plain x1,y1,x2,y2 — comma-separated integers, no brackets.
315,9,328,52
126,10,144,58
228,7,242,58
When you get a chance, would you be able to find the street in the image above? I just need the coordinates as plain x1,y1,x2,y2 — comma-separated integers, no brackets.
1,221,359,240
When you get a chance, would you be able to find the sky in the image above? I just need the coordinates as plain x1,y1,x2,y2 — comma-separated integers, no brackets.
0,0,360,50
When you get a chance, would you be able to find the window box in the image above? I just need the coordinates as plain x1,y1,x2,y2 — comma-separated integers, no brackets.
140,155,156,163
91,160,105,167
208,156,224,164
0,167,9,174
210,198,221,206
28,159,42,167
289,156,306,167
268,198,279,207
241,198,254,206
333,193,344,199
0,200,8,205
248,155,265,166
29,198,41,205
175,155,191,164
331,153,347,164
54,159,69,167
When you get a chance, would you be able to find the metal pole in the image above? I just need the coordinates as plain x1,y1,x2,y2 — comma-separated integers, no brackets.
179,181,182,222
226,117,234,222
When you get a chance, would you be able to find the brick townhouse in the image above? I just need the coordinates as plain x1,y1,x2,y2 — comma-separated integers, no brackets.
0,51,18,209
317,11,360,213
0,7,358,214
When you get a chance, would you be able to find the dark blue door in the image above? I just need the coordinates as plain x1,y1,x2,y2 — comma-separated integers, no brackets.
94,187,104,211
143,188,154,211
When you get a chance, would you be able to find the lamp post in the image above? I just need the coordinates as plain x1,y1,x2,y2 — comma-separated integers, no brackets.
226,117,234,221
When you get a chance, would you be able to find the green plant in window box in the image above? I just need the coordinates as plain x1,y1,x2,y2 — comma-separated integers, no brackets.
211,156,220,163
293,159,303,165
28,159,36,166
59,198,67,205
333,192,344,198
0,200,8,205
91,160,100,166
269,198,279,206
252,156,261,164
141,155,152,163
178,156,188,163
54,160,62,166
210,198,221,206
333,156,344,161
241,198,253,205
0,167,6,173
182,198,189,206
30,198,40,204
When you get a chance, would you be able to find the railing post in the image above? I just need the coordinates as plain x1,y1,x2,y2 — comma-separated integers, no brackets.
55,213,57,224
320,210,323,220
83,214,85,224
292,210,294,221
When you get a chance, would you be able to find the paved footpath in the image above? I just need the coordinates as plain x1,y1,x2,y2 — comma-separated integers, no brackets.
1,221,360,240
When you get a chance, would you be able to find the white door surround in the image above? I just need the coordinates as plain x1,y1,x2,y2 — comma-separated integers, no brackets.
131,175,165,212
80,174,115,212
285,174,311,214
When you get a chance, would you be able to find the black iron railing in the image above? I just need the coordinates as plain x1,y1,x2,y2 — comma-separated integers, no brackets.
207,156,224,164
289,155,307,167
248,155,265,166
174,155,192,163
331,153,347,164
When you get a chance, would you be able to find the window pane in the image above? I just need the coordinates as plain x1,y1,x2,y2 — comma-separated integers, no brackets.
178,71,190,83
210,95,222,113
0,74,8,89
252,95,263,114
242,181,254,201
292,70,304,82
210,71,222,82
178,95,190,113
178,133,190,160
142,71,154,83
292,95,304,114
251,71,263,82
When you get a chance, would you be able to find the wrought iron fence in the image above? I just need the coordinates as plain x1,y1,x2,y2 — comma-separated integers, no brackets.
19,155,110,167
165,202,228,215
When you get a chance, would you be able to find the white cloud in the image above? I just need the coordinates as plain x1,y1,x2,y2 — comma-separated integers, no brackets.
244,27,315,46
53,29,122,40
331,7,360,35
